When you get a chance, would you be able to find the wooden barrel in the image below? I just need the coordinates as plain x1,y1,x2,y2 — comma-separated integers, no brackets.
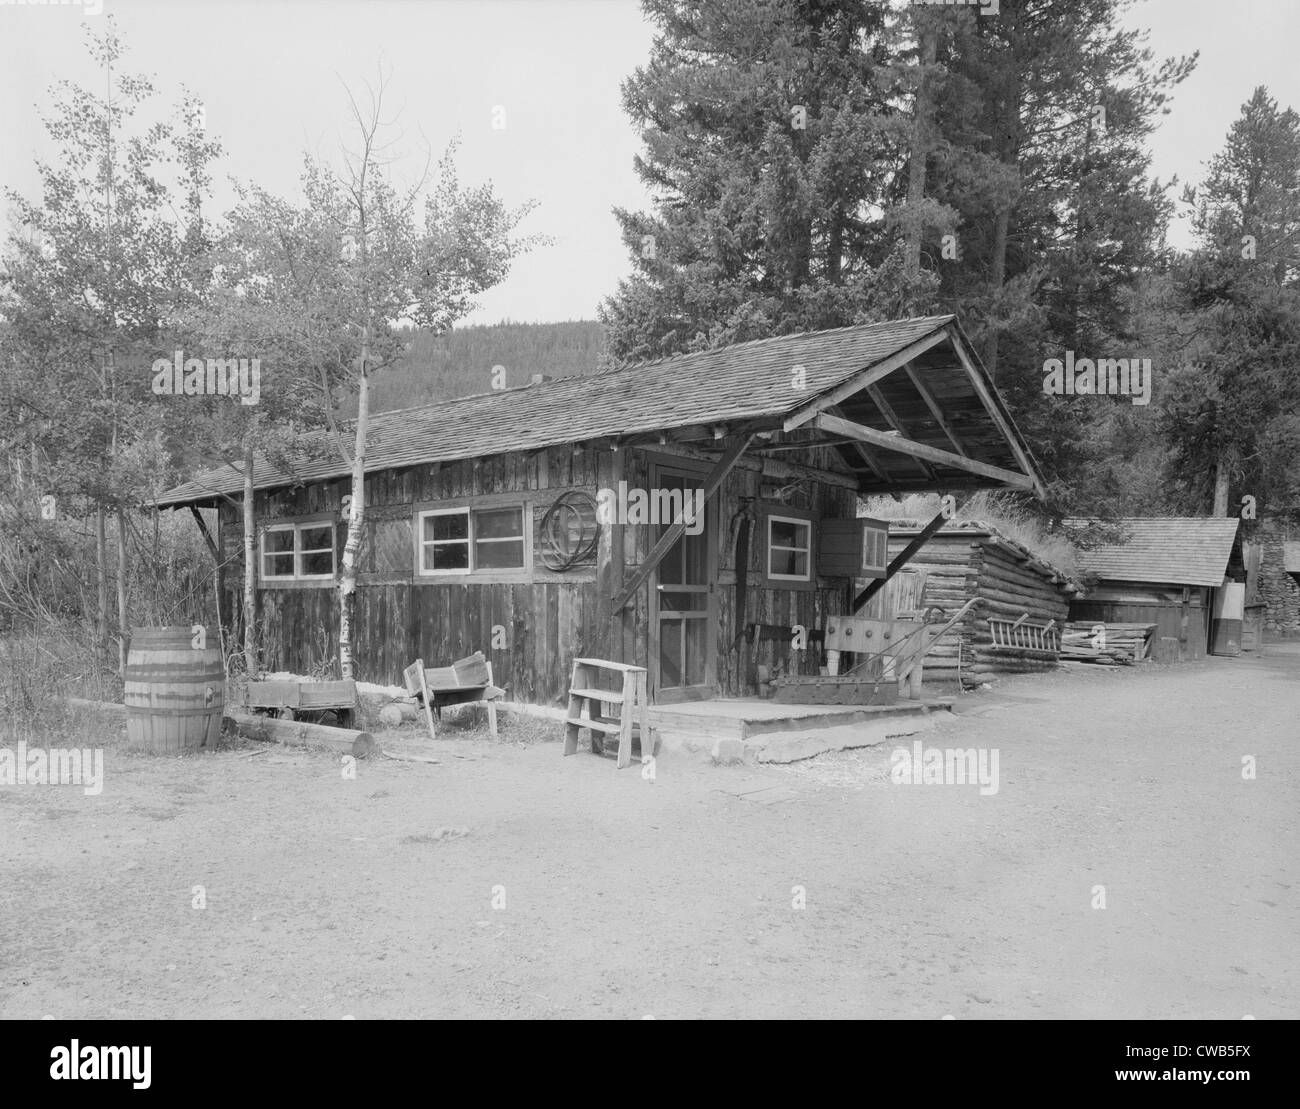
124,626,225,753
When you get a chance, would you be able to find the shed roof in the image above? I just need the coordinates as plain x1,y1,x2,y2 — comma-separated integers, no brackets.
158,315,1043,507
1062,517,1240,587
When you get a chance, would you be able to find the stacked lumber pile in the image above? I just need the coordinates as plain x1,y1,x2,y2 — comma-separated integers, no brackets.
1059,622,1156,665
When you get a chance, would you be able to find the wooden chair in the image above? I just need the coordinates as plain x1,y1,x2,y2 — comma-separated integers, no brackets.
403,651,505,740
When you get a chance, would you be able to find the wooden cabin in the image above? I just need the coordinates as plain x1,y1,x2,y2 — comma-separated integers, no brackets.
1063,517,1241,662
158,315,1045,706
860,520,1077,688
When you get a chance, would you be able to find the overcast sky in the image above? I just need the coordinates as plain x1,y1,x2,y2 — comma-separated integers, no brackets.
2,0,1297,326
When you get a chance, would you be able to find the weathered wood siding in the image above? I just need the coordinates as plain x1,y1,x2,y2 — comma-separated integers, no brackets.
711,455,855,695
219,445,610,703
215,437,858,703
967,540,1072,678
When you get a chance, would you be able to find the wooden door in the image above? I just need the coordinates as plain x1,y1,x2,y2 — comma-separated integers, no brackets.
649,462,717,703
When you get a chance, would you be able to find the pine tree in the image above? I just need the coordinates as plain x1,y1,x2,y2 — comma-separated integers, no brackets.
600,0,922,362
1164,88,1300,517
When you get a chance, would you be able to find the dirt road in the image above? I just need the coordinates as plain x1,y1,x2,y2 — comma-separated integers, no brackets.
2,645,1296,1019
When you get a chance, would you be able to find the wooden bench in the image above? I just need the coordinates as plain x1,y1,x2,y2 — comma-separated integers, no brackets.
247,679,357,728
403,651,505,740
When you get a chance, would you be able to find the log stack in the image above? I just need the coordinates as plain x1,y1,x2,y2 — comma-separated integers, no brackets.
1059,622,1155,665
863,523,1077,687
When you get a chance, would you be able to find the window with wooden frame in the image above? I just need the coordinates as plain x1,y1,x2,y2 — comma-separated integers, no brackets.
860,518,889,577
260,521,336,581
417,504,528,576
765,512,814,584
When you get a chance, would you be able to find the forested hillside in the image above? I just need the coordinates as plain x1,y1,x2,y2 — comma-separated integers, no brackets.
345,320,607,415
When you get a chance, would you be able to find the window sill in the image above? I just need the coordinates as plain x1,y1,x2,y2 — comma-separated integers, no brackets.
415,570,533,585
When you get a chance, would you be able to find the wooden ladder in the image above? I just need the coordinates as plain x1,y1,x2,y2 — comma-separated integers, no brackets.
988,614,1060,656
563,658,650,769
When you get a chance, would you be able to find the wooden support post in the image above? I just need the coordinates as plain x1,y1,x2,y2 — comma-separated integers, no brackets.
616,669,634,769
1180,587,1191,662
852,507,952,613
189,504,220,563
188,504,223,637
484,660,499,739
596,448,625,658
636,671,650,763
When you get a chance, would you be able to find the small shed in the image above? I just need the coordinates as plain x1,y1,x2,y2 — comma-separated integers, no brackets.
1063,517,1240,662
862,519,1077,687
157,315,1046,706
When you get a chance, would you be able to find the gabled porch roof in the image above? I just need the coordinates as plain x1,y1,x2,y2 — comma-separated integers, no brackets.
158,315,1044,507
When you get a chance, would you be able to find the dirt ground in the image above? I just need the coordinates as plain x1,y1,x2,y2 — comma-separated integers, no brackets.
2,643,1296,1020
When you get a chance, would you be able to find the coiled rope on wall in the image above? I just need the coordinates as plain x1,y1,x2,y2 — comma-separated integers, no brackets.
539,490,602,572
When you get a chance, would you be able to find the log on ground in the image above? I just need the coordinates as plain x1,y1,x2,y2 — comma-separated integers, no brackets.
65,697,126,716
225,712,379,758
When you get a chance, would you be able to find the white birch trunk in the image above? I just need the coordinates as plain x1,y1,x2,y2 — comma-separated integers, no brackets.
339,342,368,680
242,436,258,677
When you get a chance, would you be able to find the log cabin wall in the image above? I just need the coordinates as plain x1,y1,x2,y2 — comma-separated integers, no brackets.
881,527,1073,687
968,538,1072,680
215,436,858,704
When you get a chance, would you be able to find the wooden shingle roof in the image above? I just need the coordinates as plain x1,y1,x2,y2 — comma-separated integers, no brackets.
158,315,1041,506
1063,517,1240,587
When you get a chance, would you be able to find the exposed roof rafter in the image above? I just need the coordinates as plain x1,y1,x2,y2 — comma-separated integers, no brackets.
813,413,1036,492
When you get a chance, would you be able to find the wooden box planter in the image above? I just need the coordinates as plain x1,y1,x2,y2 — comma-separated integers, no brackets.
246,679,358,728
